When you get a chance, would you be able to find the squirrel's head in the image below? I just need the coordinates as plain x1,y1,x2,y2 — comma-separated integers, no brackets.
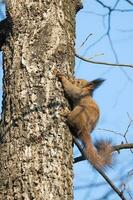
74,78,105,89
73,79,90,88
75,78,105,96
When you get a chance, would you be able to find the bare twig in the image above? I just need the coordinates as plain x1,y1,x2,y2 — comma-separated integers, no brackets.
120,169,133,199
98,128,123,137
95,0,110,9
113,143,133,151
74,137,127,200
75,53,133,68
88,53,104,60
79,33,92,49
98,118,133,153
124,119,133,137
125,0,133,6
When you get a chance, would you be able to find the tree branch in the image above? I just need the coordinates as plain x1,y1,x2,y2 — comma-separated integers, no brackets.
125,0,133,6
113,143,133,151
74,143,133,163
73,137,127,200
75,53,133,68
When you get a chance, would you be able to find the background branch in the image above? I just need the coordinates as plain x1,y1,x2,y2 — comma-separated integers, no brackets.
73,137,127,200
75,53,133,68
74,142,133,163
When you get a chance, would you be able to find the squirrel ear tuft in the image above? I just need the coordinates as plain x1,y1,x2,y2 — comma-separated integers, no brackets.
89,78,105,90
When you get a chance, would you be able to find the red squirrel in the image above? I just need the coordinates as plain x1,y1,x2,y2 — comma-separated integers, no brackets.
55,69,113,169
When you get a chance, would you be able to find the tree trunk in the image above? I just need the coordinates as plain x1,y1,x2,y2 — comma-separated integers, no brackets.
0,1,79,199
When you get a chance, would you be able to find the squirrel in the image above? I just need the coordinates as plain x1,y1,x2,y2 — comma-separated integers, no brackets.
54,69,113,169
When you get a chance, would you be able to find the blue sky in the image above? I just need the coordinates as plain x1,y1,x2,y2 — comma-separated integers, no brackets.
74,0,133,199
0,1,133,200
0,2,5,115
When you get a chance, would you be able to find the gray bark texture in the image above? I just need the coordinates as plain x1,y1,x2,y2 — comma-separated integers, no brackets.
0,0,79,199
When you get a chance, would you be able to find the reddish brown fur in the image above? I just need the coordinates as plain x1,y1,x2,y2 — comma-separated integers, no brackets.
55,70,113,169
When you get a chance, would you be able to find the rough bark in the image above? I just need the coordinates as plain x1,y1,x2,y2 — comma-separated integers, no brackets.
0,0,78,199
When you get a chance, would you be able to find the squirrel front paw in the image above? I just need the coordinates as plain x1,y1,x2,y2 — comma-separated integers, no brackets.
52,68,62,78
60,107,70,117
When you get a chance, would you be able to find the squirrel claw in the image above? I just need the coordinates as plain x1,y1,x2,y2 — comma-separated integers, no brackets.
52,68,62,77
60,107,70,117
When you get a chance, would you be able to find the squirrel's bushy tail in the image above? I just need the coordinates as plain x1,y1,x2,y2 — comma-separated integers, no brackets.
80,133,113,169
94,139,113,168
